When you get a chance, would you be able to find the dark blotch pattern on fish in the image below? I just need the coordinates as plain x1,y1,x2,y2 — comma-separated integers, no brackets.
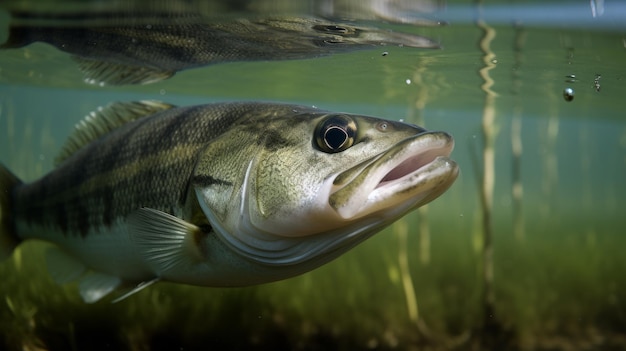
14,107,218,237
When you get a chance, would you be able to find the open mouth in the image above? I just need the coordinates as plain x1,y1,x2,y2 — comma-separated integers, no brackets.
330,131,458,219
376,146,449,189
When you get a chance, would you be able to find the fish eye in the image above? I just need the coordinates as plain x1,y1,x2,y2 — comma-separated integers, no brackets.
315,115,357,153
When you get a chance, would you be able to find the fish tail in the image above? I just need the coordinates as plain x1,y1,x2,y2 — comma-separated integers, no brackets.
0,164,22,260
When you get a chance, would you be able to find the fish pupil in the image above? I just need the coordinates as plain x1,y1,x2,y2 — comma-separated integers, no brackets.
324,126,348,150
315,114,356,153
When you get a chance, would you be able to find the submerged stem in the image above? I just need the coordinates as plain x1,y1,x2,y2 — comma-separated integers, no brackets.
476,1,506,347
395,220,418,324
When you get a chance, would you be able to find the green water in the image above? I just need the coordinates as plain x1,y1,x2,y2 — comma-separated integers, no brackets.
1,1,625,350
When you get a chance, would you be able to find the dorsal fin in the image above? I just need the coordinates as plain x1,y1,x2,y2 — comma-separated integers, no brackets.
73,56,176,86
54,100,175,166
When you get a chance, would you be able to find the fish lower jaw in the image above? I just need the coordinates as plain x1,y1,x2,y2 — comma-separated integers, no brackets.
334,156,458,220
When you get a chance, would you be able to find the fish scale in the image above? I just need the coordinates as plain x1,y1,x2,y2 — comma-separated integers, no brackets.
16,113,205,236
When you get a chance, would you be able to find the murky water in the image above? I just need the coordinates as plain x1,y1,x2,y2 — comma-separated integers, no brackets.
1,1,625,350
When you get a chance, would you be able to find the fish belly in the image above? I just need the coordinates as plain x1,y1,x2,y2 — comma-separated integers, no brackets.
16,219,154,282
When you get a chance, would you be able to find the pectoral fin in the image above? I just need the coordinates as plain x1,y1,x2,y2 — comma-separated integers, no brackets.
128,208,206,277
111,278,160,303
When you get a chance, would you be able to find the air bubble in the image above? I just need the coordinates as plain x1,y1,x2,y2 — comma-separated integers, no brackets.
563,88,574,102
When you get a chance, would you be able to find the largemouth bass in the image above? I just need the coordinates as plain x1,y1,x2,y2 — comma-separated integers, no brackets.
0,101,458,303
1,11,439,85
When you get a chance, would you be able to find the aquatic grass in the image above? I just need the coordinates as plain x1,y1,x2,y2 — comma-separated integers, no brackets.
493,218,626,348
410,218,482,335
394,218,419,324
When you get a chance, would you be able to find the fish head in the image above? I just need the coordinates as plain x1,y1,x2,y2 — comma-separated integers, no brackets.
309,21,441,49
193,105,458,267
255,17,440,51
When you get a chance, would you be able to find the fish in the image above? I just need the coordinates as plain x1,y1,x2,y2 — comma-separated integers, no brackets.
0,10,440,85
0,101,458,303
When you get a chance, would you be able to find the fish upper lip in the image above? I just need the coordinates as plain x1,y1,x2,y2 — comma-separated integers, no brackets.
329,131,458,219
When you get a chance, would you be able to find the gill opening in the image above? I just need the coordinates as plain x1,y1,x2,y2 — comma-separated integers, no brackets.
239,159,254,220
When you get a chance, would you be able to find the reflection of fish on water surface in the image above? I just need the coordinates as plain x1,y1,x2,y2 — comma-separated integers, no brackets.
0,10,440,85
0,101,458,303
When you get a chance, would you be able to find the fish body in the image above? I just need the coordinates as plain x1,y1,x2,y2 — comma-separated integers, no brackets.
0,101,458,302
1,12,439,85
